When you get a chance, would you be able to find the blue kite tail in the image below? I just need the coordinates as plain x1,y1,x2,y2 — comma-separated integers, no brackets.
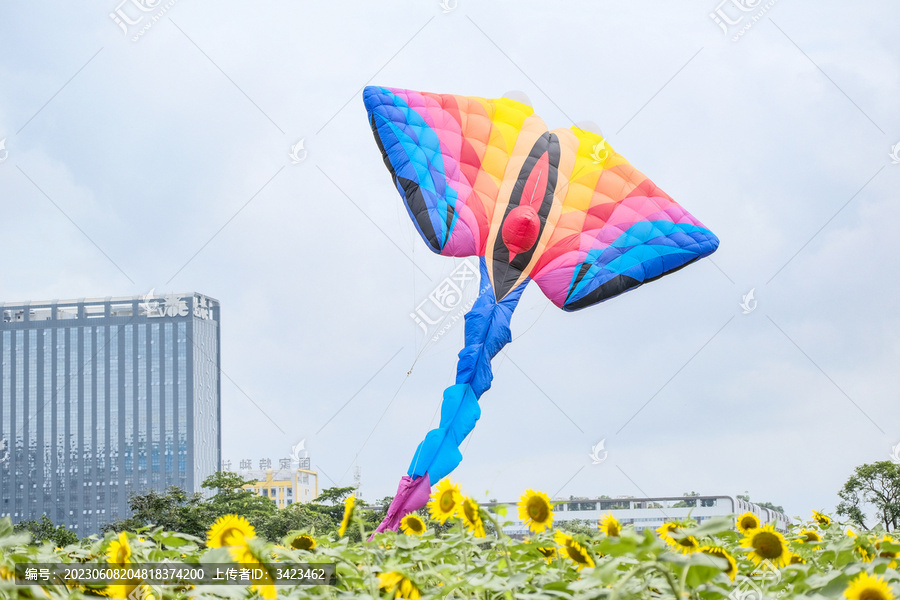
407,258,527,482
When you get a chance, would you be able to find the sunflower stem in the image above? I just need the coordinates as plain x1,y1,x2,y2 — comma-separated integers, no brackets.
609,564,653,600
357,519,378,598
654,563,681,600
678,562,690,598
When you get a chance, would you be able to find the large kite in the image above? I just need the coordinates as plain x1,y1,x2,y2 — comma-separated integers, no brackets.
363,86,719,533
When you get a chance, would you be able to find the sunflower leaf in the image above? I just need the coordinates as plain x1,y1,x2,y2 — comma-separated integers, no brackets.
687,516,735,537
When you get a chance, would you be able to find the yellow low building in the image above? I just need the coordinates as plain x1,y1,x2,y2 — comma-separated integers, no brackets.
240,467,319,508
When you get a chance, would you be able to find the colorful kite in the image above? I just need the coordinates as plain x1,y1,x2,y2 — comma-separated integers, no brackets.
363,86,719,533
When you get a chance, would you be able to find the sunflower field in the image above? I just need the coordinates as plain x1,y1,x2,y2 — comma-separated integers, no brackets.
1,479,898,600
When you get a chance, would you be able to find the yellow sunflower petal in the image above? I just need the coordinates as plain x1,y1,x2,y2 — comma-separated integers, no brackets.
400,514,426,536
844,571,894,600
740,524,790,568
518,489,554,534
207,515,256,547
428,479,461,524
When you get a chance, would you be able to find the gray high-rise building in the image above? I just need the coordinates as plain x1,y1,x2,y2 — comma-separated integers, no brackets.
0,293,220,534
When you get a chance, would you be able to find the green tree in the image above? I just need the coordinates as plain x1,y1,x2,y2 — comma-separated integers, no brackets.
101,472,278,538
304,486,357,525
101,486,212,537
736,493,784,513
255,503,335,542
313,486,356,506
837,461,900,532
557,519,596,536
672,492,699,508
13,514,78,547
201,471,279,535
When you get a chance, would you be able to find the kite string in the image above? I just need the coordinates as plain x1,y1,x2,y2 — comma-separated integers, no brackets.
337,369,412,486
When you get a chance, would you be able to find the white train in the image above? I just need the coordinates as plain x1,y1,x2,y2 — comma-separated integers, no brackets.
484,495,791,536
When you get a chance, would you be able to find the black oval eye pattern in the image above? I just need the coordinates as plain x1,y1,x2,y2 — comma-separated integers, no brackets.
491,132,560,300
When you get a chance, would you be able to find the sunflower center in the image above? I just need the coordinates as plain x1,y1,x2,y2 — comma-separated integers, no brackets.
114,546,129,564
291,536,313,550
527,498,549,522
410,520,423,532
609,523,620,536
464,502,477,522
741,517,757,529
439,491,455,512
566,545,587,563
858,589,888,600
678,537,697,548
752,532,784,559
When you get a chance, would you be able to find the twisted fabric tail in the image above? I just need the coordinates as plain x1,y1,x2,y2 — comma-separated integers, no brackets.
372,259,526,536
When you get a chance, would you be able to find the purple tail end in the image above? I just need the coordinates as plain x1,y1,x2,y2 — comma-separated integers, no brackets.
369,473,432,539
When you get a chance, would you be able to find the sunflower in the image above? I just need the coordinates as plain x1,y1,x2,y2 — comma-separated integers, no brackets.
400,514,426,535
106,532,131,566
554,531,595,570
789,553,806,565
736,511,761,534
518,489,554,533
812,510,831,528
289,534,316,551
874,536,898,567
460,497,486,538
740,524,790,568
337,495,356,537
428,479,461,524
207,514,256,548
673,534,700,555
856,544,874,562
378,571,421,600
844,571,894,600
657,522,697,553
799,529,822,549
224,543,276,600
698,546,737,581
537,546,558,562
599,513,621,537
657,521,681,544
105,581,149,600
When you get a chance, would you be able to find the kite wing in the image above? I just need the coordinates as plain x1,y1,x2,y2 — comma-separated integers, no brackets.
363,86,543,258
529,126,720,311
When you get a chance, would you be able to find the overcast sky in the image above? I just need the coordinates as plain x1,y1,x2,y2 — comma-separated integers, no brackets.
1,0,898,521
